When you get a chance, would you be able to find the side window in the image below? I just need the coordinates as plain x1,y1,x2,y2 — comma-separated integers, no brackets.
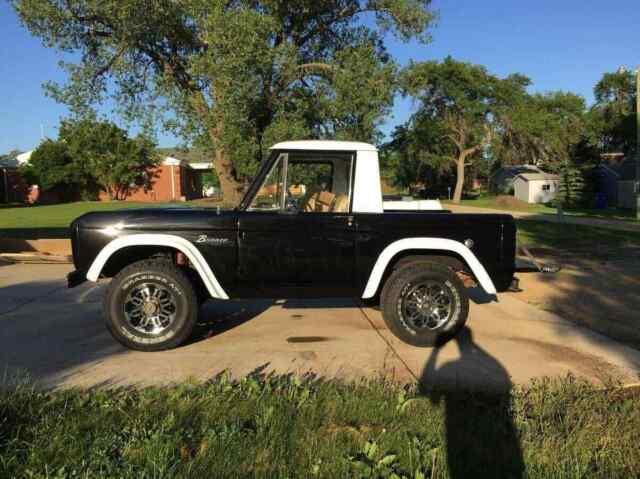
286,155,352,213
248,155,285,211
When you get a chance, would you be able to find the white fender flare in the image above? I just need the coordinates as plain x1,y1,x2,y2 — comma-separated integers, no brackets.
362,238,497,298
86,233,229,300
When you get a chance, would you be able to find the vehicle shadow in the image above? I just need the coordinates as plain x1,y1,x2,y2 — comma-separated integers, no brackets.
419,327,524,478
0,276,273,389
187,299,273,344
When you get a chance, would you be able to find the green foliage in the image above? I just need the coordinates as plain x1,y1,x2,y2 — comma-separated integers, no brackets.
201,171,220,189
398,57,531,201
20,140,78,198
58,119,158,200
2,374,640,478
13,0,435,203
496,91,589,171
23,119,157,201
591,69,638,154
394,58,601,201
557,162,589,208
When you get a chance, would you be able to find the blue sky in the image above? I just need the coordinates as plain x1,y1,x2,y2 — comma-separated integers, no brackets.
1,0,638,153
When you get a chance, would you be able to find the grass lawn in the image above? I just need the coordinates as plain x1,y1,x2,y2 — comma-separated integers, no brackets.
516,219,640,252
3,201,640,254
450,196,636,222
0,200,222,239
1,375,639,478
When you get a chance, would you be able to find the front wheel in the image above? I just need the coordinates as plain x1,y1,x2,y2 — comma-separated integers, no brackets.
103,259,199,351
380,261,469,347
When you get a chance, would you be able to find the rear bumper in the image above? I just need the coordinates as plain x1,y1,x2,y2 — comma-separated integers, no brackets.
67,269,88,288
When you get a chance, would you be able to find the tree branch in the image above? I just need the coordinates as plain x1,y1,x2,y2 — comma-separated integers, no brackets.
92,45,126,81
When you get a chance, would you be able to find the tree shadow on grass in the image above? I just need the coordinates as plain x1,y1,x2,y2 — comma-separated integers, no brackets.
514,217,640,351
419,327,524,479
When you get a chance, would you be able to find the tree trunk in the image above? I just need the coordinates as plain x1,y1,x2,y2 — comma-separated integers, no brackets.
192,93,245,206
212,148,245,206
452,154,466,204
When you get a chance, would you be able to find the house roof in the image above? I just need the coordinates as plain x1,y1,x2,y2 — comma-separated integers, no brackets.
270,140,377,152
0,150,32,168
491,164,542,178
155,147,211,164
515,172,560,182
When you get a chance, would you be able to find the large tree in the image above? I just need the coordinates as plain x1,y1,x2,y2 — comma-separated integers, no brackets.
591,69,637,154
400,57,530,203
494,91,589,172
13,0,434,204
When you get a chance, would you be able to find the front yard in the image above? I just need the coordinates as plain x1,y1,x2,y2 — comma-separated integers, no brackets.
449,195,636,222
3,200,640,254
1,375,639,478
0,200,222,238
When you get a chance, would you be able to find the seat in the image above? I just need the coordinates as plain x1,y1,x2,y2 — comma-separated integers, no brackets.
332,194,349,213
299,188,336,212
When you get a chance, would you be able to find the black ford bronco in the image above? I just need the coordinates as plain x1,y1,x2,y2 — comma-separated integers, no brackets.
68,141,516,351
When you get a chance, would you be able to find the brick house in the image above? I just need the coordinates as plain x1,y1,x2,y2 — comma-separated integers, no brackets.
1,150,212,204
97,156,204,202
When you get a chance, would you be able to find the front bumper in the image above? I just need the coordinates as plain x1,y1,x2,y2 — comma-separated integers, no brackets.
67,269,88,288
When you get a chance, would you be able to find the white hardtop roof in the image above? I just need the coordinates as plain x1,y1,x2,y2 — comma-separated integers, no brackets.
270,140,377,152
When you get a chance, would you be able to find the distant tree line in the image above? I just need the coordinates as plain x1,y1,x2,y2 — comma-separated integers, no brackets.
383,59,635,206
10,1,637,206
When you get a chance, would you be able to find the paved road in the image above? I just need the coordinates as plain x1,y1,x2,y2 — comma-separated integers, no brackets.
1,262,639,391
447,203,640,233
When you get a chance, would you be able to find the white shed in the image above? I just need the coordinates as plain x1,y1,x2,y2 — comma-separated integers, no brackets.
513,172,560,204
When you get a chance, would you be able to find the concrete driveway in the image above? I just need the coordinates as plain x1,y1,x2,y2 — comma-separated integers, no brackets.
1,262,639,390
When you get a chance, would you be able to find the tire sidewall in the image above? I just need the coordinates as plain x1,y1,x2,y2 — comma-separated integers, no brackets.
106,266,195,349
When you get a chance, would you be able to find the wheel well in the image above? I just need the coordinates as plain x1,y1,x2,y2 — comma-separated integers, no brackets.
100,245,209,301
390,250,469,274
373,249,472,300
101,246,174,278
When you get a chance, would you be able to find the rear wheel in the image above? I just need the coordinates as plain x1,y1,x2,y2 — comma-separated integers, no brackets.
380,261,469,347
104,259,198,351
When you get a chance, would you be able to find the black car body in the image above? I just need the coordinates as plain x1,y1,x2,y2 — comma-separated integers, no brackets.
68,141,516,351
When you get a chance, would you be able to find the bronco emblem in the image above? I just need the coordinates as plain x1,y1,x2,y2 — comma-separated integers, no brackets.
196,235,230,246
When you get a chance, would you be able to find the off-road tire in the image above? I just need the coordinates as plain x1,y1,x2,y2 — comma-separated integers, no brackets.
380,261,469,347
104,259,198,351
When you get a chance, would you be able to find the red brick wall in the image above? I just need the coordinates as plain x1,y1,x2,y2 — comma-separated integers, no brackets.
98,164,191,202
5,163,202,204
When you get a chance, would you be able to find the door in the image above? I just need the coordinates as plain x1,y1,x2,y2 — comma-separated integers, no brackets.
237,152,357,298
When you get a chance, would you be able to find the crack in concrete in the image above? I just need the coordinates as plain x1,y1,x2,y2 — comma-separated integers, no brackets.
357,303,420,383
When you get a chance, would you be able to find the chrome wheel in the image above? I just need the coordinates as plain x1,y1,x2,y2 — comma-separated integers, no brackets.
124,282,177,335
400,280,454,330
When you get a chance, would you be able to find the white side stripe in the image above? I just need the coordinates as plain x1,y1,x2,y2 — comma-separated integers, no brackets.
362,237,497,298
86,234,229,300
